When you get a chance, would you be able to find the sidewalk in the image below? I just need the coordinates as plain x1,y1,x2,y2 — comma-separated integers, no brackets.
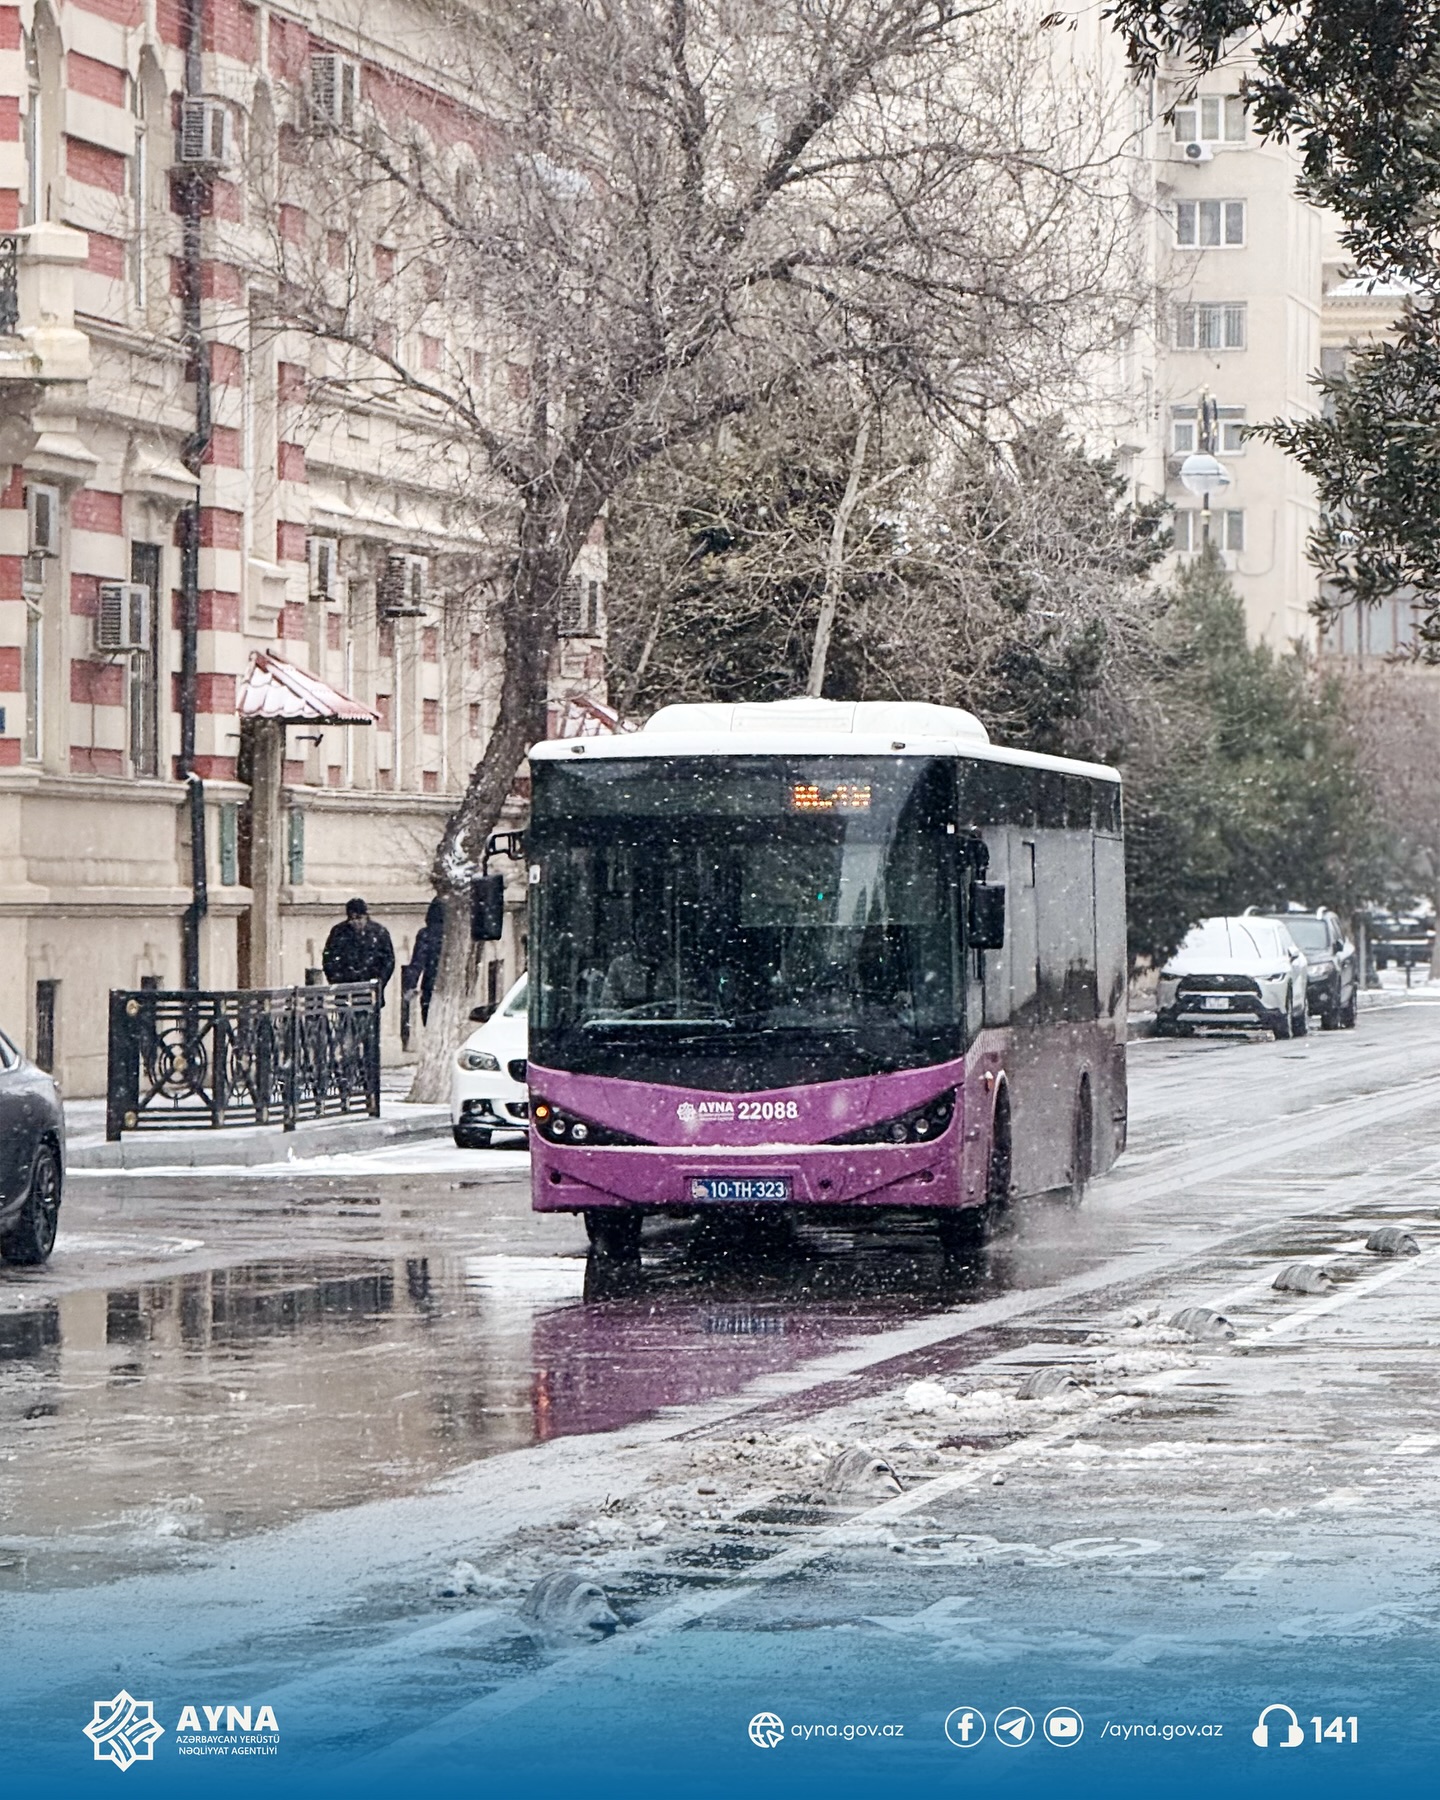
64,1069,452,1172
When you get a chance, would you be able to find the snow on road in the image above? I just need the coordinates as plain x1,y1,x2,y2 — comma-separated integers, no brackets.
4,1002,1440,1771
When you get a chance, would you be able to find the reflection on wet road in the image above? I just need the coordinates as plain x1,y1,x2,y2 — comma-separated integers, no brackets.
0,1179,1112,1585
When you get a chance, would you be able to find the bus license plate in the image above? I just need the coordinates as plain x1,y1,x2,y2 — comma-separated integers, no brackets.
690,1177,792,1203
1202,996,1230,1010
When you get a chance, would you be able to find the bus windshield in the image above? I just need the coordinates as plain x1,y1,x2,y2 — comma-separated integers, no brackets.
529,756,962,1089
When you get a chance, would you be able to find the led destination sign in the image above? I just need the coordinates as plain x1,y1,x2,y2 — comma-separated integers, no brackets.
788,781,873,812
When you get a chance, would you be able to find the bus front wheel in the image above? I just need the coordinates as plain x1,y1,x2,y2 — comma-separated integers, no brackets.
585,1209,643,1262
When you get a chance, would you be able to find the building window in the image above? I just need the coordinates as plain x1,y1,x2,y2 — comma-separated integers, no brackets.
1175,200,1245,248
1174,509,1245,553
219,802,240,885
20,550,47,765
559,576,601,637
1171,405,1247,454
1174,302,1246,350
287,810,305,886
128,542,162,777
1173,95,1246,144
34,978,58,1073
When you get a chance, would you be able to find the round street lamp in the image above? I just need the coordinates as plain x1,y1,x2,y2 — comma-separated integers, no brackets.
1178,452,1231,499
1178,451,1231,545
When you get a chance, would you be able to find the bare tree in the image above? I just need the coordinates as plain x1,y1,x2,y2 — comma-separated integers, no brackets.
609,411,1170,756
263,0,1145,1096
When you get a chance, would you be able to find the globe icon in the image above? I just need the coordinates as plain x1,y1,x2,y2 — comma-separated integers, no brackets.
748,1712,785,1749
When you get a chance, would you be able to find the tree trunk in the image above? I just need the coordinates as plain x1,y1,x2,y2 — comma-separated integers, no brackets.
805,411,872,698
405,499,585,1102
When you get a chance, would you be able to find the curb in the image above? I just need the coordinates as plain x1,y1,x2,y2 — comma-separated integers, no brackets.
67,1109,451,1172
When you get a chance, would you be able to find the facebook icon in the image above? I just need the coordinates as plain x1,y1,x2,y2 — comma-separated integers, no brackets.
945,1707,987,1748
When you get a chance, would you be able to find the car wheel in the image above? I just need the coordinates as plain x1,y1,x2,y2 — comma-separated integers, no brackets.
1319,1001,1340,1030
1,1142,62,1266
1272,991,1293,1040
453,1125,492,1149
585,1208,643,1262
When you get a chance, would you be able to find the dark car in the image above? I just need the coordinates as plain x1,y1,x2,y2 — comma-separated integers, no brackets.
0,1027,64,1264
1253,909,1358,1030
1366,908,1435,974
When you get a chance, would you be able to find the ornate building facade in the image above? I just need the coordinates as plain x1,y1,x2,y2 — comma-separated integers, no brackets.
1,0,604,1095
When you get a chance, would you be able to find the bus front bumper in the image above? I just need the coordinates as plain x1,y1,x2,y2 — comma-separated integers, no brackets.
531,1136,969,1213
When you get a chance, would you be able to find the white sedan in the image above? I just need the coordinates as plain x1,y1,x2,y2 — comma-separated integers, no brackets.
451,975,529,1147
1156,917,1309,1040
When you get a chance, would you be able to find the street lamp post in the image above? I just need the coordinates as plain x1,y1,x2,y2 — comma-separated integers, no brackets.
1178,389,1231,545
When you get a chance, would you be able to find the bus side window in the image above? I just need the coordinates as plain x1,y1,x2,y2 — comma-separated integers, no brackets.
1020,841,1036,888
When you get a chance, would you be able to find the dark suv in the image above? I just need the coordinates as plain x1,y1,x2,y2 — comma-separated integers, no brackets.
1251,910,1357,1031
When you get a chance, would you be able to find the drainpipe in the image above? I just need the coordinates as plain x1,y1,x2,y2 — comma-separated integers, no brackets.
178,0,210,988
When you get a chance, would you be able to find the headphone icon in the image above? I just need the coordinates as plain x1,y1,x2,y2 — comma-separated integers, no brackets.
1252,1704,1305,1749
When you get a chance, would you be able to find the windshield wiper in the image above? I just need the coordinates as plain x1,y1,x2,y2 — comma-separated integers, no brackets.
581,1015,735,1032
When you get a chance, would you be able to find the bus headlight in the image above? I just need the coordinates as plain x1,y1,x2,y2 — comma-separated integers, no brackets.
531,1101,650,1148
831,1091,956,1146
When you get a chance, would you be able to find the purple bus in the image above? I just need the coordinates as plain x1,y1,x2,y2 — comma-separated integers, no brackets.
527,699,1127,1260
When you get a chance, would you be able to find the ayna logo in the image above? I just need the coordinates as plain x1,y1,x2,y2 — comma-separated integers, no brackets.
749,1712,786,1749
677,1099,734,1123
83,1691,165,1770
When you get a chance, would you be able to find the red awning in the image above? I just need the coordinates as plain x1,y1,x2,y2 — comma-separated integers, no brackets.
237,651,378,726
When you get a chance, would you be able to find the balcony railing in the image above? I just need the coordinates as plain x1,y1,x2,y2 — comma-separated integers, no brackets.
0,234,18,336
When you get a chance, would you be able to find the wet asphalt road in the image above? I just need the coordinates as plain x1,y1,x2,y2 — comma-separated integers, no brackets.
1,992,1436,1592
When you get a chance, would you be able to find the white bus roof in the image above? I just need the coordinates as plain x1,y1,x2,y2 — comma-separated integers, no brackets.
530,697,1120,783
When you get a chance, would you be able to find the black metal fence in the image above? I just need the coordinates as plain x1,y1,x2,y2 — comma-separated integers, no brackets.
106,984,381,1140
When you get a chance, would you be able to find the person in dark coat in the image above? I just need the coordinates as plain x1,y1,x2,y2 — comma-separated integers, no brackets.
402,896,446,1025
323,898,396,1003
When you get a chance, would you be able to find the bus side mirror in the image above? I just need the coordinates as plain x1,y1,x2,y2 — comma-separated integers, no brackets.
970,883,1006,951
471,873,505,941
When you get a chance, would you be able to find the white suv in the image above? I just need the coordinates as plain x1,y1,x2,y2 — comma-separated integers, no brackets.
451,975,528,1147
1156,917,1309,1040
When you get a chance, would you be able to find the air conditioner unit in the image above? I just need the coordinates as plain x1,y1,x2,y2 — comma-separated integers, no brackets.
311,52,360,131
379,552,428,616
178,97,232,168
96,582,153,653
308,535,339,600
26,484,61,556
1182,141,1214,163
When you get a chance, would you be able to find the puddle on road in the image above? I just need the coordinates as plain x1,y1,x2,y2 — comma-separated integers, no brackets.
0,1207,1108,1586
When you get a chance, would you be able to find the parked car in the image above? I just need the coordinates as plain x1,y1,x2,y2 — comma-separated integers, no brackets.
1365,906,1436,973
1250,908,1358,1030
1155,917,1309,1040
0,1026,64,1264
451,975,529,1148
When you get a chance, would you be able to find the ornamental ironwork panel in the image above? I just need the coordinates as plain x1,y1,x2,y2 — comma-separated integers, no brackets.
0,235,18,336
106,984,381,1139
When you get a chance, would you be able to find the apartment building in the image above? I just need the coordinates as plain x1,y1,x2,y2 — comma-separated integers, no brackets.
1140,56,1324,648
0,0,606,1096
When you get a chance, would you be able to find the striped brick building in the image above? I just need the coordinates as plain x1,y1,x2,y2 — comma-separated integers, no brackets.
0,1,605,1095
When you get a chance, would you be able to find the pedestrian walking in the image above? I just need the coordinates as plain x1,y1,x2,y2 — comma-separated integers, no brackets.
402,896,446,1026
322,897,397,1004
